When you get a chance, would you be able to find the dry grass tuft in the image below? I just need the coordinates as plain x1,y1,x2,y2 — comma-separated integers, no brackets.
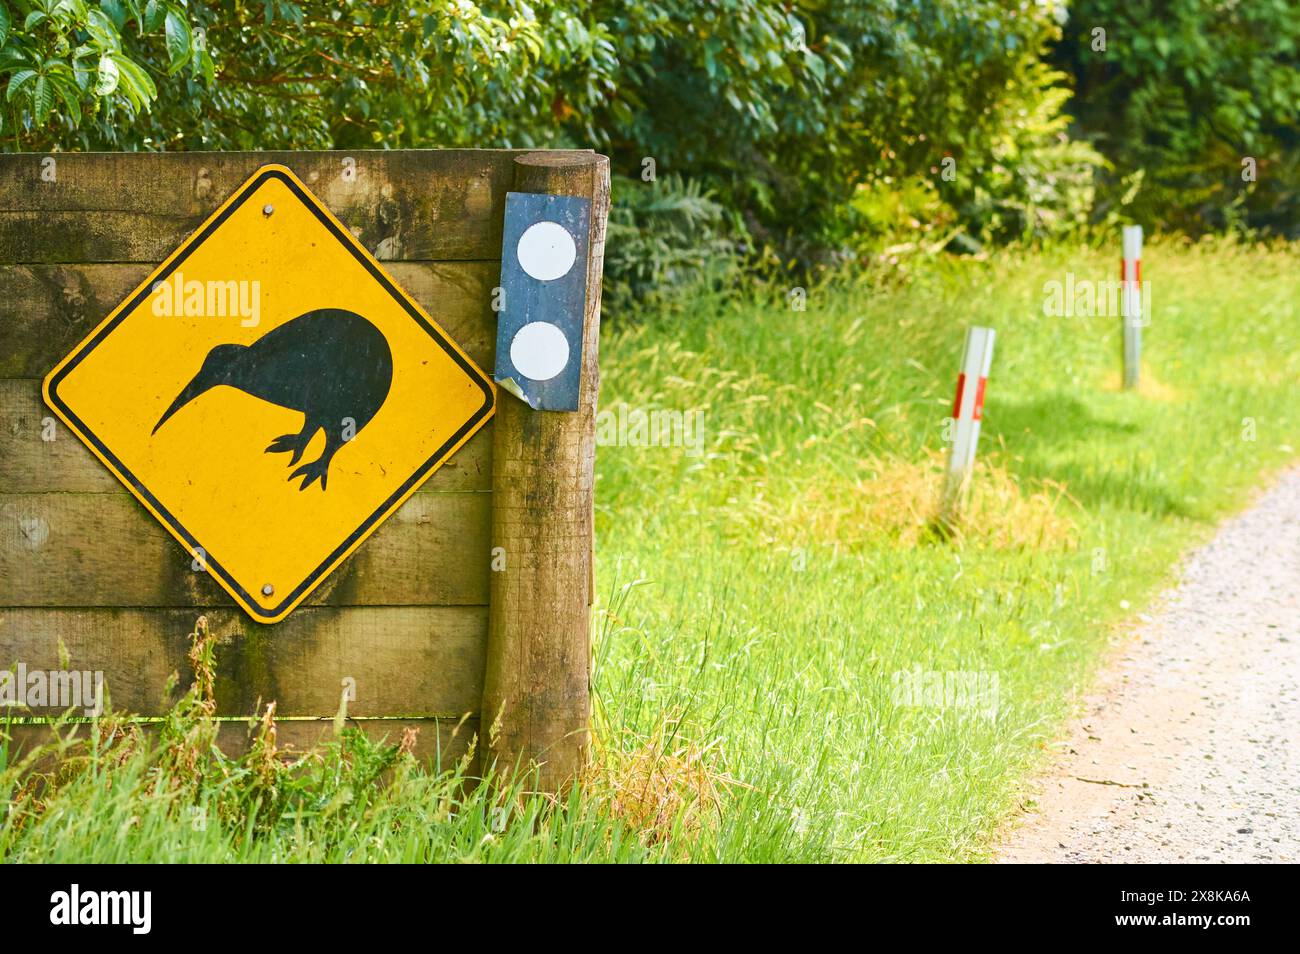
1101,366,1182,401
247,701,282,796
587,713,741,848
745,451,1078,551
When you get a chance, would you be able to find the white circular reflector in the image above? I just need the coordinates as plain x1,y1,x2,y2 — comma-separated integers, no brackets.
510,321,570,381
516,221,577,281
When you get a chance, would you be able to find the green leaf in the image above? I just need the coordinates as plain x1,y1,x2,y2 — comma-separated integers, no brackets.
143,0,163,32
803,51,825,83
33,74,53,124
0,45,31,70
6,68,36,101
85,9,122,50
101,0,129,29
70,46,96,89
94,52,118,94
163,5,191,74
123,0,143,30
52,72,81,123
0,4,10,49
110,51,155,108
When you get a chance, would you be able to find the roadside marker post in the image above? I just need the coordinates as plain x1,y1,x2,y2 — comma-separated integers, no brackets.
941,325,995,524
1121,225,1143,390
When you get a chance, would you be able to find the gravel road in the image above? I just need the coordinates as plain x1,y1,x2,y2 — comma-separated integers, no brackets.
998,467,1300,863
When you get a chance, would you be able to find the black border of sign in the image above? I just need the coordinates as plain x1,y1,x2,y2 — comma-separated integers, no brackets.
45,167,496,623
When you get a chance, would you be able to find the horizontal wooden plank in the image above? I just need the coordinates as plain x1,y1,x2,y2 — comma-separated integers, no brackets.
0,149,574,263
0,491,491,608
3,716,479,770
0,261,498,377
0,378,493,494
0,606,484,717
0,149,520,216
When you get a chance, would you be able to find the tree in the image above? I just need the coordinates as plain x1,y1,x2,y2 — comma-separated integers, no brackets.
1,0,208,147
2,1,1101,260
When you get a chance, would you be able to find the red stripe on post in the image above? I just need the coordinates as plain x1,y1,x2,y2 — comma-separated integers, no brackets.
952,372,966,419
973,376,987,421
1122,258,1143,287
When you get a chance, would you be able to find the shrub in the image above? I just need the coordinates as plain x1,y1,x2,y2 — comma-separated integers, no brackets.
590,0,1098,262
1056,0,1300,235
604,173,741,316
2,1,1101,263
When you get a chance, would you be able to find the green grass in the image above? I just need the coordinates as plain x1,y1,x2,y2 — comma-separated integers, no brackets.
4,237,1298,862
591,236,1300,861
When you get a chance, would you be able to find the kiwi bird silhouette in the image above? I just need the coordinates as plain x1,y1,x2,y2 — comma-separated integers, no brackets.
152,308,393,491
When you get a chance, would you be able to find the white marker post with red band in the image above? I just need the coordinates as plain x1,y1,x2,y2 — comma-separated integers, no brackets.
1121,224,1143,390
941,325,995,521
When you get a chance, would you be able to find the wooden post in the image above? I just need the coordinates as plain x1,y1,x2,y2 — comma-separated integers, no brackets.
481,152,610,791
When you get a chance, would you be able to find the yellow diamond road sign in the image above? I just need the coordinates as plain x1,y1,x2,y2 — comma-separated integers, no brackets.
43,165,496,623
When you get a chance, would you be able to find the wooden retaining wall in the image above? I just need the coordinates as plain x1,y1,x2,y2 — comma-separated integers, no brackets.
0,150,610,785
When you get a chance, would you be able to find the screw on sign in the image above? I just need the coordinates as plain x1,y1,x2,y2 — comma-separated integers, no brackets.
940,325,995,524
1121,224,1143,390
